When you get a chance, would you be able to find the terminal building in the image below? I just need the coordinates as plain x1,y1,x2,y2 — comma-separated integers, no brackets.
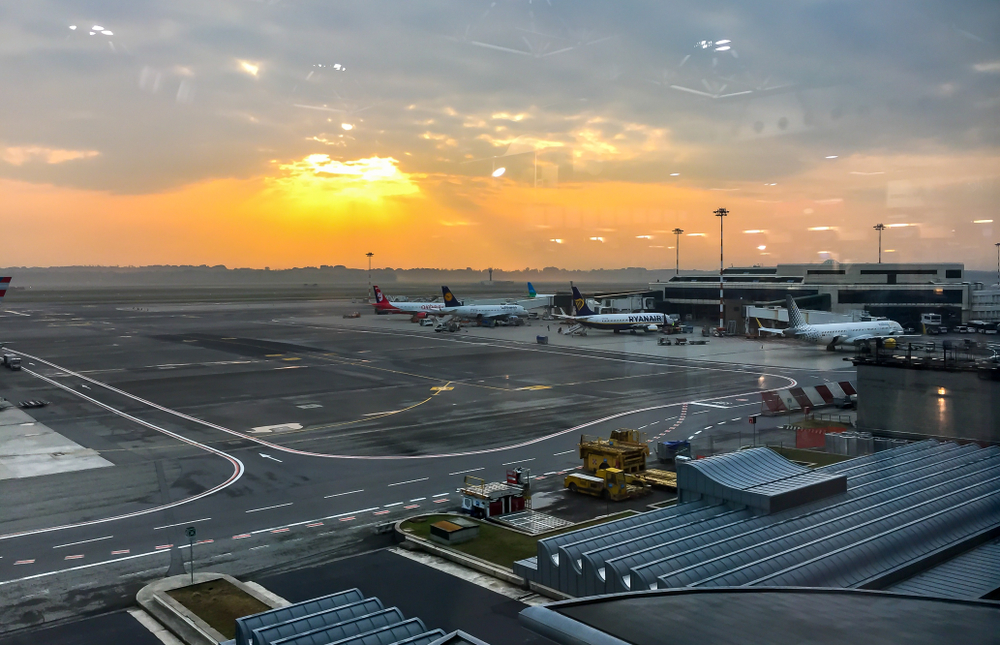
652,261,972,329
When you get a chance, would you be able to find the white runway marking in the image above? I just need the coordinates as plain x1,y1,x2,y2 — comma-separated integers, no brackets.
502,458,535,465
53,535,113,549
245,502,293,514
691,402,731,409
0,550,164,587
2,361,245,542
553,450,574,456
324,489,364,498
432,493,450,497
449,467,484,476
388,477,429,487
153,518,211,531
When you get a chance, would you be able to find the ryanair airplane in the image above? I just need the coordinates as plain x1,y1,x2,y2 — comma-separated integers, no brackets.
558,286,668,332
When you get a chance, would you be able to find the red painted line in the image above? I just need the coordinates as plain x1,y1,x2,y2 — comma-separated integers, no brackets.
64,554,84,560
233,534,251,540
111,549,130,555
196,539,214,545
535,476,546,480
14,559,34,565
433,499,449,504
373,510,390,516
306,522,324,528
271,528,290,534
155,544,173,550
404,504,419,510
339,517,355,522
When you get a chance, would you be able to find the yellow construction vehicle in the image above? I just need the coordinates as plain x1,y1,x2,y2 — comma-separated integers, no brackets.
564,468,648,501
579,429,650,473
578,429,678,490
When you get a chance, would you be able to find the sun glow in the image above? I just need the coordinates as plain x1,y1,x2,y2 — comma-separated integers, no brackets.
270,154,420,202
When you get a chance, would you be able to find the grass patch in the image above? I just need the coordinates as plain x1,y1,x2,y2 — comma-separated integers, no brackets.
166,579,270,639
401,511,637,570
770,446,852,467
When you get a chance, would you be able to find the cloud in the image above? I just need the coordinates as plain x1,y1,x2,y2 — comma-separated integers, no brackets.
1,146,99,166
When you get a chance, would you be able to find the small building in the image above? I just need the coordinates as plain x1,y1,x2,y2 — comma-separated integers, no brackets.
429,518,480,545
459,474,528,519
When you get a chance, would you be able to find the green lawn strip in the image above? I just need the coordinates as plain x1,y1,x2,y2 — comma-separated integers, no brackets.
770,446,853,467
166,579,270,639
401,511,638,570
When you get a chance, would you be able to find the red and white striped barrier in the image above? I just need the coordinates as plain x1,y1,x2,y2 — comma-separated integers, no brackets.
762,381,856,414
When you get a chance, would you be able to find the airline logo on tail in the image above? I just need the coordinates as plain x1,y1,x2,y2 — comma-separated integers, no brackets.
527,282,537,298
0,277,10,303
571,286,596,316
441,286,460,307
373,285,387,304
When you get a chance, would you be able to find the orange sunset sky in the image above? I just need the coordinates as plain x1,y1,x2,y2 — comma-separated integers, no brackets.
2,2,998,271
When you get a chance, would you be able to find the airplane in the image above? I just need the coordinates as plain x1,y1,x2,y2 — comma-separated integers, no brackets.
526,282,553,299
0,277,10,305
557,286,669,333
436,286,528,322
371,286,448,315
759,295,912,350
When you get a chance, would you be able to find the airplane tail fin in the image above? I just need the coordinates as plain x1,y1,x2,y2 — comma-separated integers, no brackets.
527,282,537,298
441,286,460,307
571,286,596,316
786,295,806,329
373,285,386,304
0,277,10,304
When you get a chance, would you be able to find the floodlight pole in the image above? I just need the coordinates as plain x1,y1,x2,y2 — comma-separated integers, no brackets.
995,242,1000,286
672,228,684,275
365,252,374,303
714,208,729,331
873,223,885,264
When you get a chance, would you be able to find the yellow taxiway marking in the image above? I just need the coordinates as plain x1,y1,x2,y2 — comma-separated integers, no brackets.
430,385,454,392
265,354,284,357
282,357,301,361
516,385,552,391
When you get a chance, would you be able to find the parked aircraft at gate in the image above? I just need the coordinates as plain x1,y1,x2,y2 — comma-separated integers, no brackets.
438,286,527,321
371,286,447,315
557,286,668,332
759,296,911,350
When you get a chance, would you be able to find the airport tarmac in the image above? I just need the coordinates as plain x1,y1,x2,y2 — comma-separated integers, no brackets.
0,297,856,634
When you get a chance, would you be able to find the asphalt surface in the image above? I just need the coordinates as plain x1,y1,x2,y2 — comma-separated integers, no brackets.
0,297,849,634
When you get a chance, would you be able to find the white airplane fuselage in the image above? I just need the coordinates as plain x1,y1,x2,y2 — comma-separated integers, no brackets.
793,320,905,345
441,303,527,320
573,312,667,331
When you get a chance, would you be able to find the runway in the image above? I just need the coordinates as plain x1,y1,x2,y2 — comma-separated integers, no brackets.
0,297,845,633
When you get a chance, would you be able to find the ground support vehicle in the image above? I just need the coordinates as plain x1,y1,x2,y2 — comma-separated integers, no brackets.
564,468,647,501
579,429,650,473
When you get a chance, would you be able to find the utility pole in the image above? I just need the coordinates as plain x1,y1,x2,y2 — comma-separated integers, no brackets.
714,208,729,331
672,228,684,275
365,252,374,303
873,223,885,264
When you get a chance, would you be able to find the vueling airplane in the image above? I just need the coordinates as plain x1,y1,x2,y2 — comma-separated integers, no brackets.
759,295,910,350
557,286,668,332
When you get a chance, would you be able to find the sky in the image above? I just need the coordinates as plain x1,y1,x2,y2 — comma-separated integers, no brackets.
1,0,999,270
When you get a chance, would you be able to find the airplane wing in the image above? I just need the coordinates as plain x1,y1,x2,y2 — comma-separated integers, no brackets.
758,326,789,336
850,334,923,345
